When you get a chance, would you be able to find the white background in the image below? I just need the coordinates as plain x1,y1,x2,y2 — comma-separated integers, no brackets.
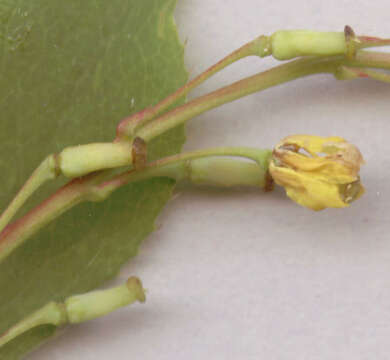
29,1,390,359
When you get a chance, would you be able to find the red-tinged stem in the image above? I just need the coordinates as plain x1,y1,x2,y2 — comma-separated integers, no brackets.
0,148,271,263
353,50,390,69
115,33,390,140
0,174,102,263
1,50,390,262
98,147,271,194
358,36,390,48
137,51,390,142
115,35,269,140
338,66,390,83
0,34,268,219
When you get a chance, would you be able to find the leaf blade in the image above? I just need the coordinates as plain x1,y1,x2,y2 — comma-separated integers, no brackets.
0,0,187,357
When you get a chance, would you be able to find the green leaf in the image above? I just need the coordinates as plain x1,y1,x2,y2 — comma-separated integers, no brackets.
0,0,187,358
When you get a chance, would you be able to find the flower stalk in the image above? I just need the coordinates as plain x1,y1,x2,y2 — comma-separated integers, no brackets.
0,32,272,232
116,35,271,140
0,155,59,234
0,27,387,355
0,277,145,348
0,147,271,263
1,27,390,262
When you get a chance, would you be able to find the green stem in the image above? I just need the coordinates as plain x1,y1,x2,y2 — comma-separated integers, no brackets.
137,51,390,142
116,29,390,139
59,51,390,179
58,142,133,178
99,147,272,195
0,155,59,234
336,65,390,83
116,35,270,140
268,29,390,60
0,277,145,348
0,148,271,263
361,69,390,83
0,143,131,235
0,35,269,209
0,171,111,263
3,30,390,231
357,35,390,49
1,50,390,262
2,49,389,227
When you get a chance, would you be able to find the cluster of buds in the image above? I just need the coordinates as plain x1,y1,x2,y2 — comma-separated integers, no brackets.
269,135,364,211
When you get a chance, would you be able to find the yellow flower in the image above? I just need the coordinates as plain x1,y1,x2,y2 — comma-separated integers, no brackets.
269,135,364,211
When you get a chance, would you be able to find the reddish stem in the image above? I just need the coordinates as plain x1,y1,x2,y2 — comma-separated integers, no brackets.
1,50,390,262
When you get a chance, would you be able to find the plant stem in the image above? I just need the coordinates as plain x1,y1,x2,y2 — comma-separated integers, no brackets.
0,155,59,234
0,277,145,348
0,35,269,214
1,50,390,262
336,66,390,83
116,35,270,140
137,51,390,142
58,142,133,178
268,28,390,60
116,29,390,139
0,148,271,263
2,50,389,226
99,147,272,195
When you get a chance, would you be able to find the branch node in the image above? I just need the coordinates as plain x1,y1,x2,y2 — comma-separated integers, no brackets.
132,137,148,170
344,25,360,60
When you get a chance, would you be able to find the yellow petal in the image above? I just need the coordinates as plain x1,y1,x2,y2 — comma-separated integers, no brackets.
269,134,365,211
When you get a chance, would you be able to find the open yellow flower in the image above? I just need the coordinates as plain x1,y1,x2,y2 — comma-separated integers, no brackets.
269,135,364,211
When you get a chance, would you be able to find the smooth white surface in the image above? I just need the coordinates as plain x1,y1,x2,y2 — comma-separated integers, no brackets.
29,1,390,359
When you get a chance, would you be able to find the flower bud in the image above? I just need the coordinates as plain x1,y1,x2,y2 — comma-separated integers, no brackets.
269,135,364,211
